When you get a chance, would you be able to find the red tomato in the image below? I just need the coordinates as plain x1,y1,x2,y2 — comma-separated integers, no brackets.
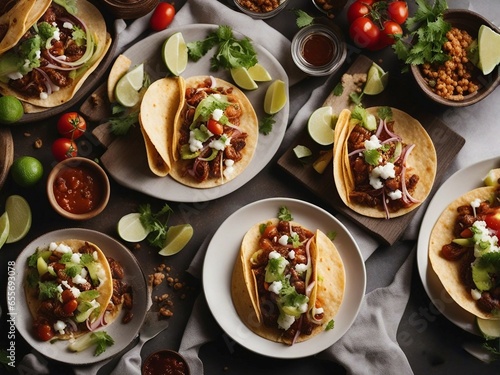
207,118,224,135
262,224,278,239
347,1,371,24
387,1,409,25
149,2,175,31
485,212,500,231
52,138,78,161
379,20,403,48
63,299,78,315
36,324,54,341
349,17,381,51
57,112,86,140
61,289,74,303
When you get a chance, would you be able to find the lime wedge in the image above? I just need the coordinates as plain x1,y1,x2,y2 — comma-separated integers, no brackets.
308,106,336,146
293,145,312,159
162,32,188,76
0,211,10,249
117,212,150,242
483,169,500,186
477,25,500,75
114,63,144,107
248,63,272,82
5,195,31,243
158,224,193,256
230,67,258,90
363,63,389,95
264,79,287,115
477,317,500,340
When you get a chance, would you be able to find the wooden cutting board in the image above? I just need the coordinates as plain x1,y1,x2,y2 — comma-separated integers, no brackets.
0,127,14,190
277,55,465,245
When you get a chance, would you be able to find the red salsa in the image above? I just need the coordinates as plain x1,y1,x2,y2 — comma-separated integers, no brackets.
53,166,103,214
301,33,335,67
142,351,189,375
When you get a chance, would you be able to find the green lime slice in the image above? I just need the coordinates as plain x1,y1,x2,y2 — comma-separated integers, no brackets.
307,106,336,146
248,63,272,82
162,32,188,76
117,212,150,242
477,25,500,75
363,63,389,95
264,79,287,115
293,145,312,159
483,169,500,186
5,195,31,244
158,224,193,256
477,316,500,340
114,64,144,107
230,67,258,90
0,211,10,249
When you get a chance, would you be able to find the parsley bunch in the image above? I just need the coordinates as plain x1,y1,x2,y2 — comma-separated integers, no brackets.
187,25,258,71
393,0,452,68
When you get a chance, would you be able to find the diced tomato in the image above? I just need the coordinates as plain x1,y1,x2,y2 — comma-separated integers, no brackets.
207,118,224,135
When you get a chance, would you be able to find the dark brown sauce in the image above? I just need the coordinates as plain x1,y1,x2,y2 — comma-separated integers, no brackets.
301,33,335,67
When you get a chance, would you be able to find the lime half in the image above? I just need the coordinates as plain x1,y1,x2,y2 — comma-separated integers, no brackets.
477,25,500,75
248,63,272,82
308,106,336,146
264,79,287,115
0,211,10,249
5,195,31,243
159,224,193,256
230,67,258,90
117,212,150,242
363,63,389,95
114,64,144,107
477,317,500,340
162,32,188,76
483,169,500,186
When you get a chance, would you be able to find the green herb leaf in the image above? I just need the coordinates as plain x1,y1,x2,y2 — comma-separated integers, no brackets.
277,206,293,221
325,319,335,330
109,111,139,136
259,114,275,135
38,281,59,300
139,203,174,249
332,82,344,96
377,106,393,121
294,9,315,28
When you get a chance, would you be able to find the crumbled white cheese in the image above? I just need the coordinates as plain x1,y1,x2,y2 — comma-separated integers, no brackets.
92,251,98,261
70,253,81,264
63,21,73,29
54,320,67,335
369,163,396,189
268,280,282,294
269,250,281,260
288,250,295,260
189,131,203,152
39,92,48,100
472,221,500,257
471,289,482,300
312,306,324,316
295,263,308,274
223,159,235,178
54,243,72,254
277,313,295,330
212,108,224,121
278,235,289,246
364,135,381,150
470,198,481,208
72,274,87,285
387,189,402,200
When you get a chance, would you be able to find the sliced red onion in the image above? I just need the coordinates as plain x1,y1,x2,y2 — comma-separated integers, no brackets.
34,68,52,95
400,144,420,204
382,189,390,219
305,280,315,297
383,120,402,140
348,148,365,158
65,318,77,332
375,118,384,138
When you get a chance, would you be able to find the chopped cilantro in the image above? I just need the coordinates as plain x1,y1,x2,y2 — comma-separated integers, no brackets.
65,265,82,278
139,203,174,249
38,281,59,300
277,206,293,221
377,106,393,121
325,319,335,330
327,231,337,241
259,114,275,135
110,110,139,136
364,149,381,166
332,82,344,96
289,232,301,248
294,9,315,28
72,27,87,47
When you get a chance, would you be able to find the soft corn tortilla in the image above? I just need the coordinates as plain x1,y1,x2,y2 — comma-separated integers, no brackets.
231,219,345,344
428,186,499,319
169,76,259,188
333,106,437,218
139,76,185,177
0,0,111,110
24,239,115,339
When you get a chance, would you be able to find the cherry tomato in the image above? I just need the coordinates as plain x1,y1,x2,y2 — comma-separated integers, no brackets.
57,112,86,140
149,2,175,31
61,289,74,303
347,1,371,24
349,17,381,51
262,224,278,239
63,299,78,315
36,324,54,341
52,138,78,161
378,20,403,48
485,211,500,231
207,118,224,135
387,1,409,25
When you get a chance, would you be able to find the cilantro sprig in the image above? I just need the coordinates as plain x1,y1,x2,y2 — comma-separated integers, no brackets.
139,203,173,249
187,25,258,71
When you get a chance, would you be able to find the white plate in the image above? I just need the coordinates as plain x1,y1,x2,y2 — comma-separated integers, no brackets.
100,24,289,203
203,198,366,358
12,229,149,365
417,156,500,334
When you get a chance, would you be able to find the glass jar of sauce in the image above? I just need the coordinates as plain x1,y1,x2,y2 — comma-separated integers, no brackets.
291,24,347,76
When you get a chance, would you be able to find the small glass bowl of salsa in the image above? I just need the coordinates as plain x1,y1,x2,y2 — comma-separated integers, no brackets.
142,350,190,375
291,23,347,76
233,0,289,19
47,157,110,221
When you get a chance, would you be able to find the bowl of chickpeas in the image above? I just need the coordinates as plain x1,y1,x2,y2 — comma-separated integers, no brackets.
411,9,500,107
232,0,289,19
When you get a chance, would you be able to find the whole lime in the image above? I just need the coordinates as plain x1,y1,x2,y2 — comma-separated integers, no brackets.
0,95,24,124
10,156,44,187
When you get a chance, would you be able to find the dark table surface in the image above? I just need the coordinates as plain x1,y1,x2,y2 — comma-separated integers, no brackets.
1,0,500,374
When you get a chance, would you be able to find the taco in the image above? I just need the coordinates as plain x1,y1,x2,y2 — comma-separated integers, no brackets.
0,0,111,111
169,75,258,188
231,218,345,345
429,185,500,319
333,106,436,219
24,239,125,341
139,76,185,177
